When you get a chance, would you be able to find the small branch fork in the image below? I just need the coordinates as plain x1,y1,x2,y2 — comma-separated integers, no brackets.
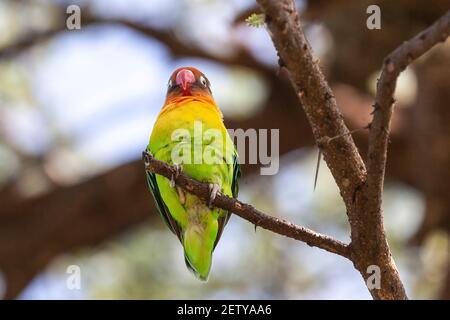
366,10,450,217
143,151,351,259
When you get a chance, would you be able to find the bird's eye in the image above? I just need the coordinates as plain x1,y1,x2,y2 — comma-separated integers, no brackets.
199,76,208,87
168,79,173,88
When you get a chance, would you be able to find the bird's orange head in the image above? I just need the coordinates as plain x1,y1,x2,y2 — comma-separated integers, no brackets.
165,67,213,102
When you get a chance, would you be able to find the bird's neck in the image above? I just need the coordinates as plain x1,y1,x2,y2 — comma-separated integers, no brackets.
164,94,215,106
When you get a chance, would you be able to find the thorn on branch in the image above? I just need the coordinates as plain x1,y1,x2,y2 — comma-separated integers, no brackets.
370,103,380,115
314,149,322,191
317,136,331,149
277,54,286,68
254,218,262,232
314,126,367,188
352,181,365,204
296,84,307,98
318,127,368,149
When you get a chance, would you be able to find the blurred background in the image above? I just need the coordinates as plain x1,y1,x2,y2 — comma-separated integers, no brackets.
0,0,449,299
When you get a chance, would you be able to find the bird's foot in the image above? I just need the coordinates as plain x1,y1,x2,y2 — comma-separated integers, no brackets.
208,183,220,208
170,164,182,188
142,150,153,167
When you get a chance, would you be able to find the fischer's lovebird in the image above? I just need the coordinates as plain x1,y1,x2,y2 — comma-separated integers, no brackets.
145,67,240,281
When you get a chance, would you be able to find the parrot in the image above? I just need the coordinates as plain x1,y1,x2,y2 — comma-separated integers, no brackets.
145,67,240,281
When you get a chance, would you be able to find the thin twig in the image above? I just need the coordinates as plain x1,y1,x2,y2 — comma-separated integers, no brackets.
366,10,450,215
313,149,321,191
314,127,367,190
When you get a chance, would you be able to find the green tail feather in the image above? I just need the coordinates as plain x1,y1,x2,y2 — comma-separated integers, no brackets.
183,224,214,281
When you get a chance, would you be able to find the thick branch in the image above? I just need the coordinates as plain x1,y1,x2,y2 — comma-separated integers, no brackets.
366,10,450,216
256,0,409,299
256,0,366,207
143,153,351,259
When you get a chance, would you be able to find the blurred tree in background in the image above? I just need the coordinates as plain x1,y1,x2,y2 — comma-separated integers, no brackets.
0,0,449,299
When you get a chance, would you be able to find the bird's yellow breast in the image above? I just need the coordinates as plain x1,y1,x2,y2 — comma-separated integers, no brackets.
149,96,226,153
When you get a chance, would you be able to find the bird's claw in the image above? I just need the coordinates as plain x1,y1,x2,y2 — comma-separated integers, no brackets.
170,164,182,188
208,183,220,208
142,150,153,167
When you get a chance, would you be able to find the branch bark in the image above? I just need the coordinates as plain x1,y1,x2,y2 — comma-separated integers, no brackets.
257,2,367,207
361,9,450,299
366,10,450,223
143,152,351,259
257,0,450,300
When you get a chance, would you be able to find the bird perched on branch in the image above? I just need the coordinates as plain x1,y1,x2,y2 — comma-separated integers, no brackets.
145,67,240,281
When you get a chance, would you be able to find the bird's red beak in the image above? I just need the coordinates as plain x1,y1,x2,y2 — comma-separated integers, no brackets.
176,69,196,95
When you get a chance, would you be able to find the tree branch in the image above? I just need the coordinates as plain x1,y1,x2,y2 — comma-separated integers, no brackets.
143,152,351,259
256,0,366,206
366,10,450,219
257,0,450,300
255,0,408,299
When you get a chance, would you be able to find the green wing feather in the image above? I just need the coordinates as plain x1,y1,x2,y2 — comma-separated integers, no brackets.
231,152,241,198
145,170,183,241
146,150,241,249
213,151,241,248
